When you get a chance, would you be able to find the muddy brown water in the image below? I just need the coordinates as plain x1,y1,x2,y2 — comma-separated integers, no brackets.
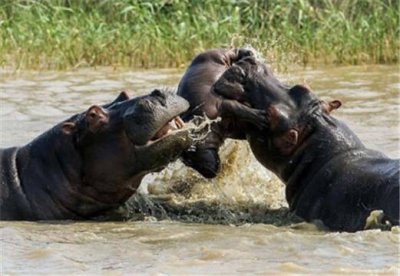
0,65,399,274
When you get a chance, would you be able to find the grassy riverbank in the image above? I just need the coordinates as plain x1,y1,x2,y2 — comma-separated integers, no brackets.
0,0,398,70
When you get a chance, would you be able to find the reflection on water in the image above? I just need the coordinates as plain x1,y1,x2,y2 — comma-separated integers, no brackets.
0,65,399,274
1,221,399,274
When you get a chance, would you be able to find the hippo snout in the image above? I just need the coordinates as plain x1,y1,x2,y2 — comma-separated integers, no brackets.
123,89,189,145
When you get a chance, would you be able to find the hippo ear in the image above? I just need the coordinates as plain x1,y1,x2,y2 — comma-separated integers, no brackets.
274,129,299,155
329,100,342,111
85,105,109,133
61,122,77,135
103,91,129,108
115,91,129,102
322,100,342,113
284,129,298,147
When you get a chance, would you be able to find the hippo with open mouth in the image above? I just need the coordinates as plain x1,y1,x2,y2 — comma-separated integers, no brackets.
213,56,400,232
0,89,205,220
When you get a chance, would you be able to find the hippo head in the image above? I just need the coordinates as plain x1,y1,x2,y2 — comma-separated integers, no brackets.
60,89,198,202
213,55,292,107
265,84,342,155
214,57,342,157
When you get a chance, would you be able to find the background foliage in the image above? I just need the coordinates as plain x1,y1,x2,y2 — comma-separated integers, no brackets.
1,0,398,69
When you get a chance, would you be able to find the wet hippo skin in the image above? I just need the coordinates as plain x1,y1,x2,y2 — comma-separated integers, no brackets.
0,89,202,220
214,57,400,232
177,48,267,178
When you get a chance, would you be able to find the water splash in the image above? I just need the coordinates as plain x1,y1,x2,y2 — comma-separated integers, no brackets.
185,114,220,147
102,141,298,225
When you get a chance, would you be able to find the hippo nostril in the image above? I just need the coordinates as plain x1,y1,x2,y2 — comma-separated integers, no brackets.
150,89,168,107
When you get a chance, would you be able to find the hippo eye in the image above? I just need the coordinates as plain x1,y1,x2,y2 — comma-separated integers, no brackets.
151,89,163,97
291,85,311,94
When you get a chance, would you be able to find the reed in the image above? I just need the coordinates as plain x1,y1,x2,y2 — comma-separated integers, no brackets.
0,0,398,70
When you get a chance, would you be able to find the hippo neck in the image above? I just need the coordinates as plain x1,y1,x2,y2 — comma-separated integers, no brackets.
15,124,121,219
282,116,365,206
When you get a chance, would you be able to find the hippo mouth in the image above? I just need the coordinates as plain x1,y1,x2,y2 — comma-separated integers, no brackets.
123,89,195,146
144,114,216,148
150,116,185,142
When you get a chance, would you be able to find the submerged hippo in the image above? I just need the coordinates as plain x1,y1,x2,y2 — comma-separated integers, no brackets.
177,48,267,178
213,57,400,232
0,89,204,220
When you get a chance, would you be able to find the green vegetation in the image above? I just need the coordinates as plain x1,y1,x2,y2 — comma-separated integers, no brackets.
0,0,398,70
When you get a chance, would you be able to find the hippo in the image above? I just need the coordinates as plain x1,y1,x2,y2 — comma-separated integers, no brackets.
0,89,205,220
177,48,267,178
213,56,400,232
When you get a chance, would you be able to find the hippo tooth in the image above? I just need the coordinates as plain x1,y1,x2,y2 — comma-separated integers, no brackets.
175,117,185,129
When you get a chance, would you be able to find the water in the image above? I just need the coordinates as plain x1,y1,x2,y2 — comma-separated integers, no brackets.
0,65,399,274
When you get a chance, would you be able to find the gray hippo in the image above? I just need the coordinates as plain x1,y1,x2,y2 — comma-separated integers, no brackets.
213,56,400,232
177,48,267,178
0,89,204,220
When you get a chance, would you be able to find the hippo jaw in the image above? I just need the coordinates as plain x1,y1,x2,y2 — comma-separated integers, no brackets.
150,116,185,141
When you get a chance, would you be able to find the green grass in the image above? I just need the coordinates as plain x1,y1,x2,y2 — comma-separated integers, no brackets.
0,0,398,70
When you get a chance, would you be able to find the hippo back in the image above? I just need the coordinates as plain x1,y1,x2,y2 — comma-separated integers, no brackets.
0,147,33,220
177,50,229,121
